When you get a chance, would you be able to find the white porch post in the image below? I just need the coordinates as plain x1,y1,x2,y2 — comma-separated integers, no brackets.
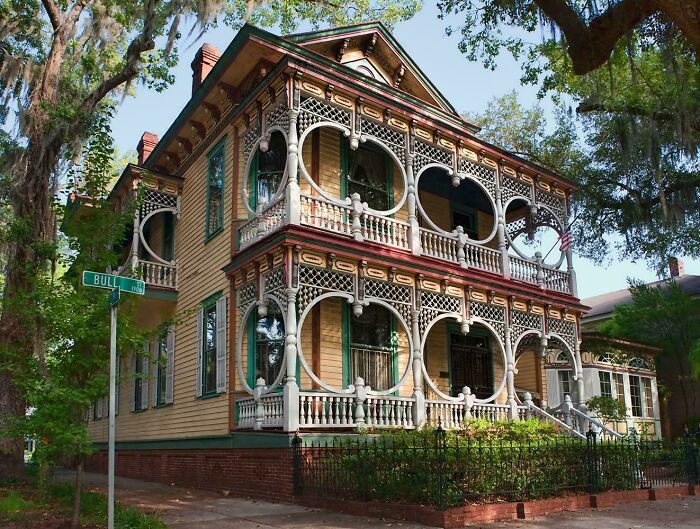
130,206,140,271
283,286,299,432
285,106,301,226
411,308,426,426
495,172,510,279
504,315,518,420
574,339,586,411
565,248,578,297
406,151,421,256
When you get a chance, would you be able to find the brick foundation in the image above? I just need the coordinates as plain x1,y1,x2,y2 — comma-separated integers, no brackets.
86,448,295,501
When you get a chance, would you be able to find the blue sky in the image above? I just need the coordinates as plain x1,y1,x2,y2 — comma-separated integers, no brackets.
109,4,697,300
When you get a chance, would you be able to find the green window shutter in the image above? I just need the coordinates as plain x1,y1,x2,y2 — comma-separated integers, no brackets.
130,356,137,412
340,135,348,199
165,325,175,404
196,308,203,397
215,296,228,393
141,341,149,411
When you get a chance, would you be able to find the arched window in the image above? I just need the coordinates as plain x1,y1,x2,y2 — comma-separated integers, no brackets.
555,351,569,364
343,141,392,211
348,304,395,390
596,352,622,365
628,357,651,370
249,132,286,209
249,304,285,386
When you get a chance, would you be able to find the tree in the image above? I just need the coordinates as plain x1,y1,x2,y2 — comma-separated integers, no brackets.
0,0,420,478
602,280,700,428
440,1,700,271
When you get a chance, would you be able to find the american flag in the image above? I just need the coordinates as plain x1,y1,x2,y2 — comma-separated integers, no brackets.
558,228,573,252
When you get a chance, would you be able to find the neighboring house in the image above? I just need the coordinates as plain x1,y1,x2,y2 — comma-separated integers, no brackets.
72,22,593,493
581,259,700,439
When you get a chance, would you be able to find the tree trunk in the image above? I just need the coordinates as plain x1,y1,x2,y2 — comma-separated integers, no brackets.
71,460,83,529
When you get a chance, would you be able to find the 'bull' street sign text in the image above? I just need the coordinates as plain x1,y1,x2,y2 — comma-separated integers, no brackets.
82,271,145,296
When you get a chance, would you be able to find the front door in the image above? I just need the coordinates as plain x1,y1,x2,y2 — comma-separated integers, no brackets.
450,333,493,399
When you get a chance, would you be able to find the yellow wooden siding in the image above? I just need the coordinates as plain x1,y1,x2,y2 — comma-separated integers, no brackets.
319,297,343,388
318,128,342,199
419,191,451,232
424,321,450,395
89,129,234,443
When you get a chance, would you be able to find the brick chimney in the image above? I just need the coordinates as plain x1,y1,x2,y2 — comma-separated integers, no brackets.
191,43,221,95
669,256,685,278
137,132,159,165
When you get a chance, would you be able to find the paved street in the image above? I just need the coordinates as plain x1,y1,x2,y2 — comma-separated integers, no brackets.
61,471,700,528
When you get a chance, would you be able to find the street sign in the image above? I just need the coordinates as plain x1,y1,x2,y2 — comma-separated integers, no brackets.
109,287,120,307
82,271,145,295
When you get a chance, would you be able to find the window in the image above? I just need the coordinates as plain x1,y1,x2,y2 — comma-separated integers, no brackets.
452,207,478,239
599,371,612,398
613,372,626,405
132,343,149,412
202,303,217,395
349,304,394,391
558,370,572,403
629,357,651,370
597,352,622,365
450,333,492,399
155,332,168,406
251,304,285,385
629,375,643,417
197,295,226,396
249,132,286,209
206,139,225,239
344,142,391,211
554,351,569,364
642,378,654,417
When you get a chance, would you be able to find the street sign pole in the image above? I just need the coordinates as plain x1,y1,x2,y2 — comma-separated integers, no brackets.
81,271,143,529
108,288,118,529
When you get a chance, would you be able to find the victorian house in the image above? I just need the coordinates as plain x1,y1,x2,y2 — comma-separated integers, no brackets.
84,23,599,484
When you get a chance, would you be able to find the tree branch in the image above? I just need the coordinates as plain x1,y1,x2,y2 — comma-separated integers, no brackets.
79,0,159,113
533,0,659,74
40,0,61,31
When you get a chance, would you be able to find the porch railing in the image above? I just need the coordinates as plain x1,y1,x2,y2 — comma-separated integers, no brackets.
137,259,178,290
300,194,353,236
362,213,410,250
236,393,284,429
238,196,287,250
420,228,459,262
464,242,501,274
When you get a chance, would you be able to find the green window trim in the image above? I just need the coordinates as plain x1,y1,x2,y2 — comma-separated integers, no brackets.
200,291,222,396
342,302,398,391
155,330,167,407
205,137,226,241
246,304,292,389
340,136,394,212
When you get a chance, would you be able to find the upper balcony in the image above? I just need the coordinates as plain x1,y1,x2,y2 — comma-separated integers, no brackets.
235,88,576,298
110,164,182,294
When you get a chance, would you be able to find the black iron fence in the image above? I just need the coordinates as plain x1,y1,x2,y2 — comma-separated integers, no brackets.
292,430,699,510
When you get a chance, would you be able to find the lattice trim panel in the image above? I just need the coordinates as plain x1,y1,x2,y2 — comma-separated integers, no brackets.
414,139,453,173
418,291,462,337
458,158,497,197
469,301,506,345
237,281,257,315
263,266,287,310
536,188,567,221
501,175,532,204
139,189,178,217
511,310,544,349
243,120,261,163
547,316,577,354
360,118,407,165
506,216,527,240
365,279,413,326
298,96,351,133
297,265,355,313
264,99,289,134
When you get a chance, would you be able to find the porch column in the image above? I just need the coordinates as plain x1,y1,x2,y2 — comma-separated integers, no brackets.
283,287,299,432
495,173,510,279
565,249,578,297
406,152,421,256
574,339,586,411
130,197,140,271
285,107,301,225
411,308,425,426
504,317,518,419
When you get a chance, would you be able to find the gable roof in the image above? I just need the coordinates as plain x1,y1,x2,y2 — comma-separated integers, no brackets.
287,21,466,121
582,274,700,321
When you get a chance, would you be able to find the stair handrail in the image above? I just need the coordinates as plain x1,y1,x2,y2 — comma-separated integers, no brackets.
569,406,624,440
523,392,586,440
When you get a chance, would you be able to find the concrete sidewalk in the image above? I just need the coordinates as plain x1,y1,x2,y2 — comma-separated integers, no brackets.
59,471,700,528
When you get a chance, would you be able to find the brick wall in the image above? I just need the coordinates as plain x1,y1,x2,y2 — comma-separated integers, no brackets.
86,448,295,501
